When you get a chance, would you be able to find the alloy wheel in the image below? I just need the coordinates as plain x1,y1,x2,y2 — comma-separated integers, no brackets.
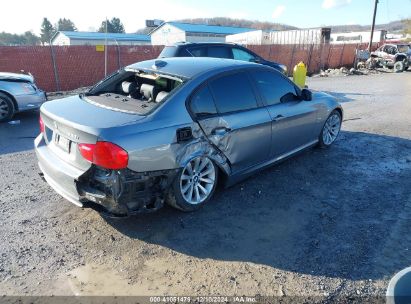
180,156,216,205
0,99,9,118
322,113,341,145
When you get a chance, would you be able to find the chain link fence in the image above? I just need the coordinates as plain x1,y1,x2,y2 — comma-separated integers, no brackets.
0,43,381,92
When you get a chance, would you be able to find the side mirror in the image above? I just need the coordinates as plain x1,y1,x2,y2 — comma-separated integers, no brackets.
301,89,312,101
250,57,261,63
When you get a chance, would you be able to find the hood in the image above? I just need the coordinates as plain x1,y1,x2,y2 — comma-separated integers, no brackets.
41,95,146,134
312,91,333,98
0,72,34,83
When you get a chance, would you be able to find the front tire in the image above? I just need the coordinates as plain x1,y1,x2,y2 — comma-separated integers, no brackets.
393,61,404,73
318,110,342,148
167,156,218,212
0,93,15,123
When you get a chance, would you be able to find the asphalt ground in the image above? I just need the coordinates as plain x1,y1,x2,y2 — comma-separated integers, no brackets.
0,71,410,302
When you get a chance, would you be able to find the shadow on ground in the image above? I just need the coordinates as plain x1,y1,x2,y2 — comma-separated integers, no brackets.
0,110,39,154
321,91,371,103
106,131,411,281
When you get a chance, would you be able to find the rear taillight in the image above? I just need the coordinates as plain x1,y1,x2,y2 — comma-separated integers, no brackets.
39,116,45,133
78,141,128,170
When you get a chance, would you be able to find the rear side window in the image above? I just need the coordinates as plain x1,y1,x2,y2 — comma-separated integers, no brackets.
177,48,192,57
250,71,298,105
207,46,232,59
190,86,217,117
159,46,178,58
209,72,258,113
188,47,207,57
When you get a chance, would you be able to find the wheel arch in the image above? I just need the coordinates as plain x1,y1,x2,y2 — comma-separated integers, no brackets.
177,139,232,178
334,106,343,120
0,90,18,112
396,55,407,62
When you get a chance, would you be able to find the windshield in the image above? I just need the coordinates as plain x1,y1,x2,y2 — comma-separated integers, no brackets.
159,46,178,58
85,69,184,115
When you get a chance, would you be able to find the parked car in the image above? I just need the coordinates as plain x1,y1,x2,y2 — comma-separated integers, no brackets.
35,57,342,217
0,72,47,122
159,42,288,75
369,43,411,72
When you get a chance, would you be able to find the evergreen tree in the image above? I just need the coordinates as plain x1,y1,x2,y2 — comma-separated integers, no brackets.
98,18,125,33
57,18,77,31
40,17,55,44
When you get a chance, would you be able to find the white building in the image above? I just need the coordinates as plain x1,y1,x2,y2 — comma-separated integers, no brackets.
51,31,151,46
330,30,387,44
150,22,254,45
226,28,332,45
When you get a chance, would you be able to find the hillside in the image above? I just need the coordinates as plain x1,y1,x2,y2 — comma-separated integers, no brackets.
175,17,298,31
135,17,298,34
135,17,408,34
327,20,407,33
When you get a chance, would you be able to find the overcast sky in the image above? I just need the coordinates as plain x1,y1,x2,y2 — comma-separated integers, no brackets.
2,0,410,34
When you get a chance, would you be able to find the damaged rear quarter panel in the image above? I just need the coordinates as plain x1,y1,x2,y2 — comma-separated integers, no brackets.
100,121,231,176
98,92,231,176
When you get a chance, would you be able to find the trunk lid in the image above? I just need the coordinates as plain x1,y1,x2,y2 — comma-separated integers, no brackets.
40,95,145,170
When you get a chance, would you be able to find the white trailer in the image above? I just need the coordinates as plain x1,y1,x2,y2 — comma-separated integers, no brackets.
226,30,271,45
330,30,387,44
267,28,331,45
226,28,331,45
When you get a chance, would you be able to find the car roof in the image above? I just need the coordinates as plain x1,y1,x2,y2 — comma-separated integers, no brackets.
126,57,259,79
0,72,34,83
384,43,409,47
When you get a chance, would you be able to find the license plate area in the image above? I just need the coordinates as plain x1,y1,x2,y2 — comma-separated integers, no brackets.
55,134,71,153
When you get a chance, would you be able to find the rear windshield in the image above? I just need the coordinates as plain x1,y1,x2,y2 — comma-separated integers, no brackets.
159,46,178,58
85,69,184,115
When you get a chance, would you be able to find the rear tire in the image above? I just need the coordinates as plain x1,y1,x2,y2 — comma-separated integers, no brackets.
167,156,218,212
0,92,15,123
318,110,342,148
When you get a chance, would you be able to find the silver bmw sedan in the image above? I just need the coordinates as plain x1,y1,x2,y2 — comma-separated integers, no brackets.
35,57,342,217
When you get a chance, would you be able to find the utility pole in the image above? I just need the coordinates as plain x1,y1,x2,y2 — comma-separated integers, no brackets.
368,0,379,53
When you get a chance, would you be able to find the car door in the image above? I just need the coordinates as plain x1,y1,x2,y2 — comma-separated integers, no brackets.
249,70,318,158
190,71,272,173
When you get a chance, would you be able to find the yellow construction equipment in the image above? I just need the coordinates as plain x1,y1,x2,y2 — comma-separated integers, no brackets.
293,61,307,88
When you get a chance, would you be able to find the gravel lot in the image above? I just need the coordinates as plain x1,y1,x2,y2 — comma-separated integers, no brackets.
0,72,410,301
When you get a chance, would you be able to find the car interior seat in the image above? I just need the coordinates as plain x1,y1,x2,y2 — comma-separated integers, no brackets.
140,84,159,102
155,91,169,103
122,81,139,98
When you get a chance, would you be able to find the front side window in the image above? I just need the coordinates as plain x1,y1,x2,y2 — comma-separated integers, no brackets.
209,72,258,113
398,45,410,53
232,48,256,62
250,71,298,106
207,46,232,59
190,85,217,117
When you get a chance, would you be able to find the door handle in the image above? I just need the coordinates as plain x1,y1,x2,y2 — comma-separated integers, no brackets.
273,114,286,121
211,127,231,136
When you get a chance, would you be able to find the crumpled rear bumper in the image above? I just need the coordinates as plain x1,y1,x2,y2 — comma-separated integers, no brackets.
77,166,180,216
35,134,179,217
35,134,86,207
